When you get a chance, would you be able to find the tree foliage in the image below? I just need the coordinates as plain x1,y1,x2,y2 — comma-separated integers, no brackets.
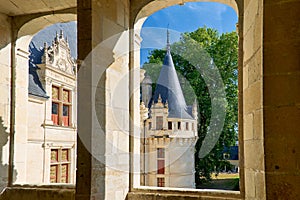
142,27,238,187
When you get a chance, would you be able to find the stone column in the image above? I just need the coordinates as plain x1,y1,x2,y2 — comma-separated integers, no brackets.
76,0,131,199
12,36,33,184
263,0,300,199
0,13,12,191
242,0,265,199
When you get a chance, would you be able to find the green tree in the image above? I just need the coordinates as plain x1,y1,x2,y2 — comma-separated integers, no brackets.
142,27,238,187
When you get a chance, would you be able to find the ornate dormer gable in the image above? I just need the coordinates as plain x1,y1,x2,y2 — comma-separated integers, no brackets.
150,94,169,117
41,30,76,76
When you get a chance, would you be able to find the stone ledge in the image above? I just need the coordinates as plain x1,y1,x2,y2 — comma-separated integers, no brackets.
0,186,75,200
127,187,241,200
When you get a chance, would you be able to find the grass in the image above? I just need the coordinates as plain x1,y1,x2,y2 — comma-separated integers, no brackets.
211,172,239,179
198,173,240,191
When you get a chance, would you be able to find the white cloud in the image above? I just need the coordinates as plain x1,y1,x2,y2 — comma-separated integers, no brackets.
185,2,228,21
141,27,181,49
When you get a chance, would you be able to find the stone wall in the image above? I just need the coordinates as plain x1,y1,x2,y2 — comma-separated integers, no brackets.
76,0,132,199
242,0,265,199
0,13,11,191
263,0,300,199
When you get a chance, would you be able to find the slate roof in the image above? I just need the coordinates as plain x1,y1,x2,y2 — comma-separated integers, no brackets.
28,22,76,99
152,31,193,119
223,146,239,160
28,62,48,99
27,40,47,99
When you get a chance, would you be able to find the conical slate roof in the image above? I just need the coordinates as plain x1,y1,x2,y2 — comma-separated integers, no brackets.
152,31,193,119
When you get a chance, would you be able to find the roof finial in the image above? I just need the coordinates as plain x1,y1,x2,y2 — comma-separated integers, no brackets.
60,30,63,39
158,94,162,103
55,31,59,42
42,42,49,63
167,24,171,54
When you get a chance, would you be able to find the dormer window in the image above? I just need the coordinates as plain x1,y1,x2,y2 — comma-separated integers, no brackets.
156,116,163,130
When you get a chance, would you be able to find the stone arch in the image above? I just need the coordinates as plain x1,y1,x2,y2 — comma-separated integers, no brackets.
129,0,252,198
133,0,239,23
8,12,76,186
18,13,76,38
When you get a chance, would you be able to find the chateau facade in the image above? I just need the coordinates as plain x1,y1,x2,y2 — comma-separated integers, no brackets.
25,31,77,184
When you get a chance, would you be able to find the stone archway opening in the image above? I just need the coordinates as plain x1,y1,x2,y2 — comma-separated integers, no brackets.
8,13,77,187
130,0,245,196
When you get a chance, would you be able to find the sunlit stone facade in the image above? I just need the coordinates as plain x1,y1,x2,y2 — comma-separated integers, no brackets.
26,31,77,184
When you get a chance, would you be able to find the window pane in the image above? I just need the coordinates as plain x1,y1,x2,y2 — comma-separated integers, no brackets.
168,122,172,130
50,165,58,183
63,105,69,116
157,178,165,187
61,149,69,161
149,122,152,130
52,86,59,100
156,116,163,130
157,148,165,158
52,103,58,114
157,160,165,174
63,90,70,102
62,105,69,126
178,122,181,130
186,122,189,130
51,150,58,163
52,103,59,125
61,164,69,183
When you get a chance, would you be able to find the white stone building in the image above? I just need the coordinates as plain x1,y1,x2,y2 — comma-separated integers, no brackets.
25,31,77,184
140,32,198,188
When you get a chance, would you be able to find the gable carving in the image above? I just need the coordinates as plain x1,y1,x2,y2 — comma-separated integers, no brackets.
41,30,76,76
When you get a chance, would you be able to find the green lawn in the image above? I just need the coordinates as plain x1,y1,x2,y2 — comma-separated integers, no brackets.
198,173,240,191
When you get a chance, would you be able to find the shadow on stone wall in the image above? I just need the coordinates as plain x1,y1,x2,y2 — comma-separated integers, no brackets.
0,117,17,192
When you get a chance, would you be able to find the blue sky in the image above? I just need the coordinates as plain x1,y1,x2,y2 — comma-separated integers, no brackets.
140,2,238,65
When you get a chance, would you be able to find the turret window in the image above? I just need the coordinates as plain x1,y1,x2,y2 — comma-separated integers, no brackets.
168,121,172,130
177,122,181,130
157,177,165,187
157,148,165,174
156,116,163,130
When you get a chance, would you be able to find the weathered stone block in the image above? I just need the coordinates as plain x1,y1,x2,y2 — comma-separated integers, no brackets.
244,140,264,171
244,113,253,141
244,169,256,198
253,109,263,140
264,74,300,107
243,80,262,114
